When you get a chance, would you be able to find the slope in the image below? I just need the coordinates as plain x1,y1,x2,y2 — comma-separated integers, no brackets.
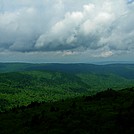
0,70,134,112
0,88,134,134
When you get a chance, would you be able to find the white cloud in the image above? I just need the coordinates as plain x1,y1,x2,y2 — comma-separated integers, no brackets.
35,0,134,55
101,51,113,57
0,0,134,62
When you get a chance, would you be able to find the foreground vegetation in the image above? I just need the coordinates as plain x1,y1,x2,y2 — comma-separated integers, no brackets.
0,88,134,134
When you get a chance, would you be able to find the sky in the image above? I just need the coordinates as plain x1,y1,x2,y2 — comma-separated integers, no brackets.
0,0,134,63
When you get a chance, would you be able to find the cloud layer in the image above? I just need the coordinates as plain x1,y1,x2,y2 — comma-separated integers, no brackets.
0,0,134,62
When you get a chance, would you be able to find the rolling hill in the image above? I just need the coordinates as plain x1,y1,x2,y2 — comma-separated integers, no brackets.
0,63,134,133
0,63,134,111
0,63,134,79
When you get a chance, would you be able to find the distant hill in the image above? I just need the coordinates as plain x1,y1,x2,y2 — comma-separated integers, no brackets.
0,63,134,79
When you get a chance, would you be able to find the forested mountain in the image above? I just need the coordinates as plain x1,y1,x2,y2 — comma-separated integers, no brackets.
0,63,134,79
0,63,134,112
0,63,134,133
0,88,134,134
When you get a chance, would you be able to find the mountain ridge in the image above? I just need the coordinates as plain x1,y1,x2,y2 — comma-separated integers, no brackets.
0,63,134,79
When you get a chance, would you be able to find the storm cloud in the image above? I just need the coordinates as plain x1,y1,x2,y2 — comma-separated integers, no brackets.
0,0,134,62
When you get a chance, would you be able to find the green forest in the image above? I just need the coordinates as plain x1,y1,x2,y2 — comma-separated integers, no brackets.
0,88,134,134
0,63,134,133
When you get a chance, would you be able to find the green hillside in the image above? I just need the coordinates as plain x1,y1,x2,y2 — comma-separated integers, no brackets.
0,63,134,133
0,69,134,112
0,88,134,134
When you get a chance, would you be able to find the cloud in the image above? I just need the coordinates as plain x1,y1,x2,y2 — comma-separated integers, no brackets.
128,0,134,3
0,0,134,61
35,0,134,55
101,51,113,57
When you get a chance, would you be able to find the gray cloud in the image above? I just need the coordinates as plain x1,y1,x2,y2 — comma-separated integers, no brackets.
35,0,134,54
0,0,134,61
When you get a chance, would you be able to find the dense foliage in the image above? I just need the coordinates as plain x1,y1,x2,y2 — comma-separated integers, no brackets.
0,69,134,111
0,63,134,133
0,88,134,134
